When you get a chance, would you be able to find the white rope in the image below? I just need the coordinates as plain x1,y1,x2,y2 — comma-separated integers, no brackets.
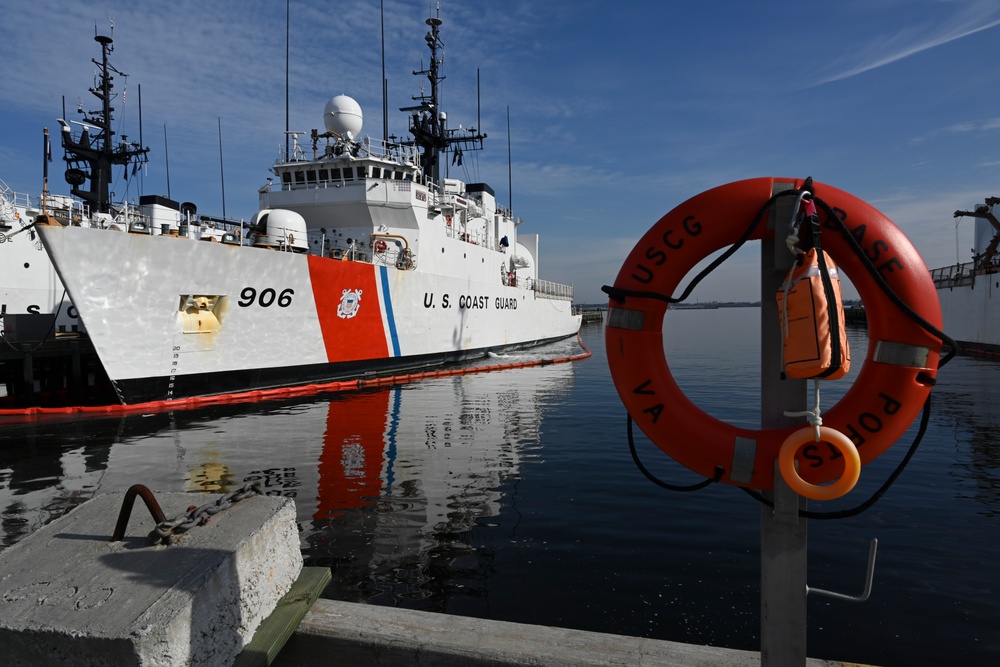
784,378,824,441
785,191,811,257
781,191,826,441
780,191,812,340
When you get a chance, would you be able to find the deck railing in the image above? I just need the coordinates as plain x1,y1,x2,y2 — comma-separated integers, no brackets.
931,259,1000,289
532,278,574,301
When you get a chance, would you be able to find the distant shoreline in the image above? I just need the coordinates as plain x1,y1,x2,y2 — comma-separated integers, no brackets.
575,300,863,311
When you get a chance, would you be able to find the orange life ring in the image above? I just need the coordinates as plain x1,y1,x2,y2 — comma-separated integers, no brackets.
605,177,942,490
779,426,860,501
374,239,388,254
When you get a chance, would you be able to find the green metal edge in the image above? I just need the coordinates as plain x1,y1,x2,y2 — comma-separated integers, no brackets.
234,566,332,667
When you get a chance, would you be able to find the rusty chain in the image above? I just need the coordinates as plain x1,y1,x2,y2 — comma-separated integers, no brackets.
150,482,265,544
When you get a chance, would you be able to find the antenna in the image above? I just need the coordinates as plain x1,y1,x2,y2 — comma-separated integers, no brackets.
163,124,171,199
381,0,388,144
218,117,227,219
138,83,144,196
507,106,512,214
285,0,290,160
42,127,51,214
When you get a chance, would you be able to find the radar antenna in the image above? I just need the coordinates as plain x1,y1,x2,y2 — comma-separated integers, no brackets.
400,14,487,188
59,29,149,214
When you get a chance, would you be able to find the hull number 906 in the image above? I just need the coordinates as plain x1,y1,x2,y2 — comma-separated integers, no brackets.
238,287,294,308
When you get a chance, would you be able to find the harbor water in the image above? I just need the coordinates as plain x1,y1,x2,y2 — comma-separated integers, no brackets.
1,308,997,666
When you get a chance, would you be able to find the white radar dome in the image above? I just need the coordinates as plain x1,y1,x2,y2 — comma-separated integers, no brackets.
252,208,309,252
323,95,363,137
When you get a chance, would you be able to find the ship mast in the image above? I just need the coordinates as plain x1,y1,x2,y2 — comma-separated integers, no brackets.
402,14,486,189
59,32,149,214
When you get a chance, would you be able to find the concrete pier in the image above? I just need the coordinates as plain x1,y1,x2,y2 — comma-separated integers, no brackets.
0,490,302,666
273,600,870,667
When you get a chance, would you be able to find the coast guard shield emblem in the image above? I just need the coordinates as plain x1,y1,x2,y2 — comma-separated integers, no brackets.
337,289,362,319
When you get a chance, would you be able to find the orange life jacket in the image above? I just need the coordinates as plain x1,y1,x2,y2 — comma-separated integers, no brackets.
777,248,850,380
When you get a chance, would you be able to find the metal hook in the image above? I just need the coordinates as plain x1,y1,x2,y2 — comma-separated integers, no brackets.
111,484,167,542
807,538,878,603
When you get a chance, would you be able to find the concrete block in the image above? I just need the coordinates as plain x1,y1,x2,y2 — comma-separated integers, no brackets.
0,490,302,666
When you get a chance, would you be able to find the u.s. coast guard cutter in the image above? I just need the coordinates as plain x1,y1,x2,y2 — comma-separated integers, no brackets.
37,15,581,404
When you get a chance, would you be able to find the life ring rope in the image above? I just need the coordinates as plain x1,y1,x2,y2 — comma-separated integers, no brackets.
605,176,957,499
628,392,937,519
810,193,958,370
603,189,780,307
741,395,933,519
627,415,724,492
603,184,958,364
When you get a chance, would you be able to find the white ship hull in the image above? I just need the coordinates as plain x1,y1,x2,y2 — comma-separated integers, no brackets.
38,224,580,404
932,206,1000,356
935,276,1000,355
1,188,82,334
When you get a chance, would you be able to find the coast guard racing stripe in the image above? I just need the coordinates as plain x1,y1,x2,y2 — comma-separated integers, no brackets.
308,256,389,362
379,266,401,357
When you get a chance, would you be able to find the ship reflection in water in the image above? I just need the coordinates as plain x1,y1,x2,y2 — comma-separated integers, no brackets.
309,378,539,606
0,343,576,611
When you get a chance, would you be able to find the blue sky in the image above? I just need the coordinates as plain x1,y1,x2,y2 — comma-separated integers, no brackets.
2,0,999,303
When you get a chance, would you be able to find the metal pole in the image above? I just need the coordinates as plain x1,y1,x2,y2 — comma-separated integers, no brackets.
760,181,808,666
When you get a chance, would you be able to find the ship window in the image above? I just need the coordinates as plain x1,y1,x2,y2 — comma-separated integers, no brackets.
357,166,367,179
318,169,329,182
295,171,305,184
306,170,317,183
331,168,342,180
282,172,292,185
371,167,382,179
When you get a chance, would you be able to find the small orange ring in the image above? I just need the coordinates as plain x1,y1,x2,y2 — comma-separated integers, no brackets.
779,426,860,501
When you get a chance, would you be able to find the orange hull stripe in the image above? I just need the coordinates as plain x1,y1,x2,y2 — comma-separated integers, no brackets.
307,255,389,362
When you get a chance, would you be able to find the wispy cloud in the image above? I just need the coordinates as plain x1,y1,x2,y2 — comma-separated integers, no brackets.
815,0,1000,85
910,116,1000,143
